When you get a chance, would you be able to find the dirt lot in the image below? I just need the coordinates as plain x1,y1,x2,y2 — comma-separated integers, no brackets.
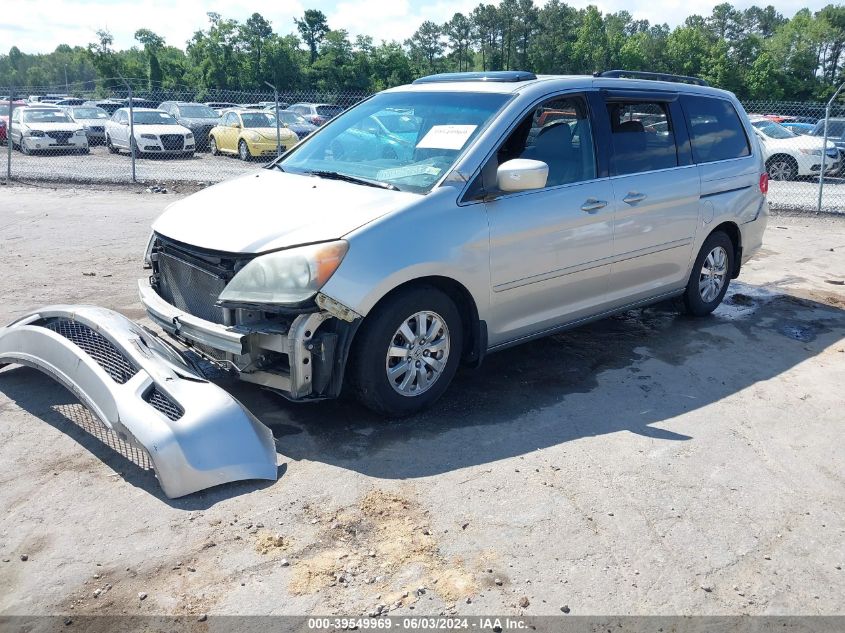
0,184,844,619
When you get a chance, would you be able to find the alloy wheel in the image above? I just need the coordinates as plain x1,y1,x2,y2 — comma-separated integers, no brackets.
385,310,450,397
699,246,728,303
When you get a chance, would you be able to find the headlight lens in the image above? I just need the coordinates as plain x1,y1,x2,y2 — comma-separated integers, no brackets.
186,132,194,138
219,241,348,305
798,148,822,156
73,129,85,136
28,130,45,137
245,131,261,141
140,133,157,139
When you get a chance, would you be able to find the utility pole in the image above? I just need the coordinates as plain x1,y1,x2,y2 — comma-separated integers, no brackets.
5,89,13,184
264,81,282,159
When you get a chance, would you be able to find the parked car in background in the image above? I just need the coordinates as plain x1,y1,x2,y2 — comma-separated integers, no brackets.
780,121,815,135
82,99,123,115
0,99,27,143
239,103,267,110
158,102,221,151
105,108,195,157
117,97,160,109
53,98,86,107
205,102,240,115
209,109,298,160
287,103,345,126
751,116,839,180
259,100,289,110
268,108,319,139
62,105,110,145
809,117,845,166
8,106,88,154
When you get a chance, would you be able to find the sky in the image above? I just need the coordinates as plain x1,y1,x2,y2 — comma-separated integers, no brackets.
3,0,834,55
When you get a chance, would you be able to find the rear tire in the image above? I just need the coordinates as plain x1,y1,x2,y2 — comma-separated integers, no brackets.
682,231,734,317
350,287,463,417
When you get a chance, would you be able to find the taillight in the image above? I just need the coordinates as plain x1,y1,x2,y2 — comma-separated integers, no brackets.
759,172,769,195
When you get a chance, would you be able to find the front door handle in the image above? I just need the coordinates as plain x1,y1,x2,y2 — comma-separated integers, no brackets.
623,192,647,205
581,198,607,213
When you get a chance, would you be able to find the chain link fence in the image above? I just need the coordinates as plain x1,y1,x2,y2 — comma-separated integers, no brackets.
2,83,845,212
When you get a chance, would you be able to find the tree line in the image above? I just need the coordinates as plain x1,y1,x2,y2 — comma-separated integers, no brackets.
2,2,845,101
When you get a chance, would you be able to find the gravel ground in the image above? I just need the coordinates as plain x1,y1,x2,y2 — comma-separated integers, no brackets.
3,144,845,212
0,184,844,619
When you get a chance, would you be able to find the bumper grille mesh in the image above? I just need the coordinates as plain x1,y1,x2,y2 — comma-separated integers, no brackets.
157,253,228,324
46,319,137,384
144,387,184,421
160,134,184,150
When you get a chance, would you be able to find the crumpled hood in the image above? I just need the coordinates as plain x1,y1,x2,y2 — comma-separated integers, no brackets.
152,169,418,253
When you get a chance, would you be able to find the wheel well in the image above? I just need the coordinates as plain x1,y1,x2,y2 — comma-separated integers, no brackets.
711,221,742,278
366,276,484,365
766,153,797,166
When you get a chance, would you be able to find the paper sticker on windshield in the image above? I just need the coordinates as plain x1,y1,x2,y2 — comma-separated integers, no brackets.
376,165,442,181
416,125,477,150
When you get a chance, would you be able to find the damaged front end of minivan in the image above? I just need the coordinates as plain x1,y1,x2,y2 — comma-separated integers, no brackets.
140,233,362,402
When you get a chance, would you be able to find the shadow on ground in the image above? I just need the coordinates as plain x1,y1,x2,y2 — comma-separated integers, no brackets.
1,283,843,504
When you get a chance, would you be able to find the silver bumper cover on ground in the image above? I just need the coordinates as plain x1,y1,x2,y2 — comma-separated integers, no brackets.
0,306,277,498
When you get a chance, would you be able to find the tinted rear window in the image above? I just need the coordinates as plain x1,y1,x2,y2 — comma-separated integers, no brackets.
682,95,751,164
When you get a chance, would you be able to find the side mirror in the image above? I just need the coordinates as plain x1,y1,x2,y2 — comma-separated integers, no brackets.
496,159,549,192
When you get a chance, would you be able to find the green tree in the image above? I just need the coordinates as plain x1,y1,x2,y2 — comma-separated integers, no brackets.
295,10,330,65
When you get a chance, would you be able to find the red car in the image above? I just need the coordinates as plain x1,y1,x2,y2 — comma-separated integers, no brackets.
0,100,27,142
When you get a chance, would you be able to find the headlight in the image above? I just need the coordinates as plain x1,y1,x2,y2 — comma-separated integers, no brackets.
28,130,45,137
245,131,261,141
219,241,348,305
73,129,85,136
799,148,822,156
140,133,157,140
186,132,194,138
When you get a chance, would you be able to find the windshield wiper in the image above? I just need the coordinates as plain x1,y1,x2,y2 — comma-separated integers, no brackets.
305,170,400,191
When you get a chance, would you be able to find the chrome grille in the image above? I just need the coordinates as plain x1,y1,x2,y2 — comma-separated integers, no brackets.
157,252,227,324
45,319,138,384
160,134,184,150
144,387,184,421
46,131,73,144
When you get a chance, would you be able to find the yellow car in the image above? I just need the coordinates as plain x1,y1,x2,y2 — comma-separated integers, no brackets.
209,110,299,160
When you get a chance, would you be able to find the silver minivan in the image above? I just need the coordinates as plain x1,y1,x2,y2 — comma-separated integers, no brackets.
140,70,769,416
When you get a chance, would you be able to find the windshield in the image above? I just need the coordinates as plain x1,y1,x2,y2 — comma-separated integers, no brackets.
241,112,275,128
72,107,109,119
812,120,845,137
132,111,178,125
179,105,219,118
278,111,309,126
23,110,72,123
752,120,795,139
278,91,509,194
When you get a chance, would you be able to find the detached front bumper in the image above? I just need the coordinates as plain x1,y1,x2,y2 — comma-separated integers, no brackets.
139,279,355,400
0,305,278,498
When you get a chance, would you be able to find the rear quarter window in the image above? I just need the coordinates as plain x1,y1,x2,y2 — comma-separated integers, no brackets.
681,95,751,164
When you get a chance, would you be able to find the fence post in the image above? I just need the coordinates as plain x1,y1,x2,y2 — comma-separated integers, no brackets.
264,81,282,159
118,72,136,183
818,82,845,212
5,90,12,185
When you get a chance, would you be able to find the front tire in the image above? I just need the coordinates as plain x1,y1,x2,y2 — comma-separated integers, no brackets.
20,139,31,155
209,137,219,156
106,135,118,154
682,231,734,316
766,155,798,181
238,139,251,161
351,287,463,417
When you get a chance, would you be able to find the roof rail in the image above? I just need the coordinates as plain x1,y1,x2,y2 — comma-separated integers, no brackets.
413,71,537,85
595,70,709,87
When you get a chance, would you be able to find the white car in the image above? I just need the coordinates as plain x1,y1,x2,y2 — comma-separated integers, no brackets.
750,117,839,180
8,106,88,154
105,108,195,157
